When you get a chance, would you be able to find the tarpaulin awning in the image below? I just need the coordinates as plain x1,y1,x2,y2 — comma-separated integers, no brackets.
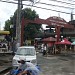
55,38,71,45
42,37,56,42
71,41,75,45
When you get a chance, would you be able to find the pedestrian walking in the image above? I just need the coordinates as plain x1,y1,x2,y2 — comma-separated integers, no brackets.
43,44,47,56
41,44,44,53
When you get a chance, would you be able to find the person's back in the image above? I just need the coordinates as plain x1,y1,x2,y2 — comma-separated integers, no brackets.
25,62,40,75
18,62,40,75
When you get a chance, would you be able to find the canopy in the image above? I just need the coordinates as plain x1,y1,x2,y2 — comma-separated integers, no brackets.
55,38,71,45
0,30,10,35
42,37,56,42
71,41,75,45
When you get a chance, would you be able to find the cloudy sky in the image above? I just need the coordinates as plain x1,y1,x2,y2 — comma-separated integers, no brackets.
0,0,75,30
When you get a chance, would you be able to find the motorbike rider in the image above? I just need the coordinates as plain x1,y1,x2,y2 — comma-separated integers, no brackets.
18,60,40,75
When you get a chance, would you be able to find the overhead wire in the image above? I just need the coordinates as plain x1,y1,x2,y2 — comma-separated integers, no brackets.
49,0,75,5
36,1,75,9
0,0,17,4
0,0,75,15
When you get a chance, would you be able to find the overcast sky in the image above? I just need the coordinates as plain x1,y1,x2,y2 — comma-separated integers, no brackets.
0,0,75,30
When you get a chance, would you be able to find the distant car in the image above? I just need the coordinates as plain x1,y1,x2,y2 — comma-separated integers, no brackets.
12,46,37,68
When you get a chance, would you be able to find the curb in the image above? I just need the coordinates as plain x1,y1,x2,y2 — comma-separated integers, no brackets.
0,66,12,74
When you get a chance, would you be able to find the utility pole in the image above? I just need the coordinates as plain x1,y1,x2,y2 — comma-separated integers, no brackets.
16,0,34,46
16,0,22,46
71,9,73,21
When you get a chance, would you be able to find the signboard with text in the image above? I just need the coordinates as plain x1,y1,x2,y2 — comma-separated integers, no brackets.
46,16,68,27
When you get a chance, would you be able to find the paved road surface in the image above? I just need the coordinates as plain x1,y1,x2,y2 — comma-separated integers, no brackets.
0,52,75,75
37,53,75,75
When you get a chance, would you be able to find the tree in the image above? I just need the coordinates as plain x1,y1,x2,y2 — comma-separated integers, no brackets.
21,8,41,40
4,19,11,31
21,8,39,20
4,8,42,41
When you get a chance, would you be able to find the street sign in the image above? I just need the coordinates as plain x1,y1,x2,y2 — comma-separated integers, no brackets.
46,16,74,28
47,16,67,26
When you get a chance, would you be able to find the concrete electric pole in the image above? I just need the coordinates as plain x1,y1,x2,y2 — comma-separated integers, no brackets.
15,0,35,46
16,0,22,46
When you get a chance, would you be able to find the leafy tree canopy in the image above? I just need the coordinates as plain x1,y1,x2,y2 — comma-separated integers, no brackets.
4,8,42,40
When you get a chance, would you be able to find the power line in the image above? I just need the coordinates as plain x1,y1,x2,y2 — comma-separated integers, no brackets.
0,0,17,4
29,5,75,15
49,0,75,5
0,0,75,15
36,2,75,9
1,0,75,9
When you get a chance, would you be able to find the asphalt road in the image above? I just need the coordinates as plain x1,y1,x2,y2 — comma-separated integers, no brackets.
0,53,13,75
0,53,13,67
37,53,75,75
0,52,75,75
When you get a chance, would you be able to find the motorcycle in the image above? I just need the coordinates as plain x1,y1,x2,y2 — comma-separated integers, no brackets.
10,65,41,75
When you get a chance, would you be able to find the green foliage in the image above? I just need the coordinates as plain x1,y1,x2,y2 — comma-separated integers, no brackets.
21,8,39,20
24,23,41,40
4,20,11,31
4,8,42,40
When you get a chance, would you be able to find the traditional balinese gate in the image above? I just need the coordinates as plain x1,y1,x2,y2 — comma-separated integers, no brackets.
21,16,74,46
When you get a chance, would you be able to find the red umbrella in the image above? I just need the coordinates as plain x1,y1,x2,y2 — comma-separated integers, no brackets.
55,38,71,45
42,37,56,42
